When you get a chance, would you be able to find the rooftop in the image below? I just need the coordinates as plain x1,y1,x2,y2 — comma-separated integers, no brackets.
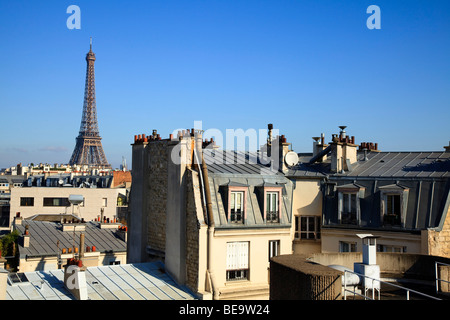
15,220,126,258
288,151,450,179
6,262,196,300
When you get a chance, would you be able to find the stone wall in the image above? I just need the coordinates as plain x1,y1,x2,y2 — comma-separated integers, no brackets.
424,205,450,258
185,169,200,292
146,140,169,253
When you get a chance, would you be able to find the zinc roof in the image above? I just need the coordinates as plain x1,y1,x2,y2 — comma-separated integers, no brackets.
15,220,126,258
6,262,196,300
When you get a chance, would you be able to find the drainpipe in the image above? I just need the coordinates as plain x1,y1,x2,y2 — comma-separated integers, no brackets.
200,150,219,300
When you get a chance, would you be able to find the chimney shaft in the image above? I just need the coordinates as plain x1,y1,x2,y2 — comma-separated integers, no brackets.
80,233,85,258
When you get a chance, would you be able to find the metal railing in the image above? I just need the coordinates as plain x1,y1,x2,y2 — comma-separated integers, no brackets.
435,261,450,295
343,270,441,300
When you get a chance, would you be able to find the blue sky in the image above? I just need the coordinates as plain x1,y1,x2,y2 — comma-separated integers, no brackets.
0,0,449,169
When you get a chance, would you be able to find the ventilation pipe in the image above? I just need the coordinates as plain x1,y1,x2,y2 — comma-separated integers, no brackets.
200,150,219,300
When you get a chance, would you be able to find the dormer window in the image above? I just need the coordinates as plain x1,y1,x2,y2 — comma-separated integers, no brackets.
266,192,279,223
258,183,282,223
221,182,248,224
379,184,408,228
230,191,244,223
336,183,365,225
341,193,357,224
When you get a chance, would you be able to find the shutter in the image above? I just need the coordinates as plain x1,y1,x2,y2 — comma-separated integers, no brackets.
226,242,249,270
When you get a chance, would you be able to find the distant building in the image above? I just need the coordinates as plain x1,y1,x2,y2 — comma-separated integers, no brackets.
12,217,127,272
8,174,128,227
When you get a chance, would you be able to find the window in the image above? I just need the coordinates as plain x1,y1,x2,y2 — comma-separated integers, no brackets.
230,191,244,223
266,192,279,223
20,197,34,206
379,184,408,228
384,194,401,226
378,244,406,253
43,197,70,207
268,240,280,261
102,198,108,207
341,193,357,224
340,241,357,252
295,216,321,240
226,242,249,281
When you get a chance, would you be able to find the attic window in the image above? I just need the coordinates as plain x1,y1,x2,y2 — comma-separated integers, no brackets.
379,184,409,228
230,191,245,223
336,183,365,226
266,192,279,223
222,183,248,224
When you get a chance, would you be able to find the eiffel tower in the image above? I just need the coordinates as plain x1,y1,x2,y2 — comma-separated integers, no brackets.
69,38,110,169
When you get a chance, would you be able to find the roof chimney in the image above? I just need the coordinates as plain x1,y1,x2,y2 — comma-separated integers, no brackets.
444,141,450,152
22,225,30,248
267,124,273,157
63,261,88,300
330,126,357,173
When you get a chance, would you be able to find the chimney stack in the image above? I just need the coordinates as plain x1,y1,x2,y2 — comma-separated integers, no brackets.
444,141,450,152
267,124,273,157
330,126,357,173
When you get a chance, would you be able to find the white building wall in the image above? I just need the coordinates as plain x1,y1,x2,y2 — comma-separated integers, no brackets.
10,187,126,226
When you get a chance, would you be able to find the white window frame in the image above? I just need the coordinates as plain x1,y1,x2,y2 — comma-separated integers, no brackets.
266,191,279,223
268,240,280,261
226,241,249,281
230,191,244,223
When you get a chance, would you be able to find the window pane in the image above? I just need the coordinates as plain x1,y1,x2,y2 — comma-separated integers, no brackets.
271,193,277,212
350,194,356,213
301,217,306,230
230,192,235,211
236,192,242,211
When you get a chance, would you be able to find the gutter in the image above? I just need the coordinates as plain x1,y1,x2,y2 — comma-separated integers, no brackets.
200,149,219,300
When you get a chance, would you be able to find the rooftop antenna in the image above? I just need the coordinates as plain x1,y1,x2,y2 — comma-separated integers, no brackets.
90,37,93,51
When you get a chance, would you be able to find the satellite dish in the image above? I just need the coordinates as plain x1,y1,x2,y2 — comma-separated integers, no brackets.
284,151,299,167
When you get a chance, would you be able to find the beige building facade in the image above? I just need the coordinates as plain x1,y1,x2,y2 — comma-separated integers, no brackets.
129,128,294,300
10,187,126,226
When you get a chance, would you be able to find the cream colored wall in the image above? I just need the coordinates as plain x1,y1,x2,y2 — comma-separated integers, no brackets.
291,179,322,254
19,251,127,272
10,188,126,225
209,227,291,299
321,228,422,254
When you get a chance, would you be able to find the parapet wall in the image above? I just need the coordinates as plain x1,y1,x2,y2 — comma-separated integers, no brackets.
271,253,450,299
270,254,342,300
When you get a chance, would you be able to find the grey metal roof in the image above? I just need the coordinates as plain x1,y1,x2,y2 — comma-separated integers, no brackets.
323,178,450,231
341,151,450,178
204,150,280,176
6,262,196,300
15,220,126,258
287,151,450,179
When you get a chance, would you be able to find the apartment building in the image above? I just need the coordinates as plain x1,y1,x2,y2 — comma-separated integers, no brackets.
287,126,450,258
128,129,294,299
9,174,128,226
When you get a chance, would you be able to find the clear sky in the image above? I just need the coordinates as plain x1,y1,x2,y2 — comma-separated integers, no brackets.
1,0,449,169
